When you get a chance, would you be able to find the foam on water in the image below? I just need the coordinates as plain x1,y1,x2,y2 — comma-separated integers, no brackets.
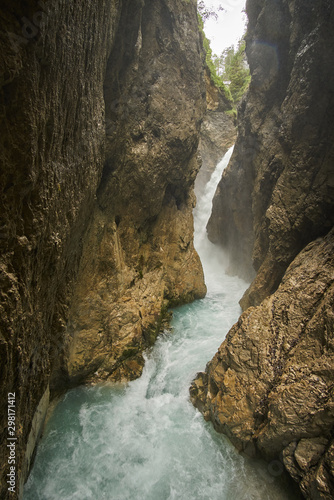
23,148,297,500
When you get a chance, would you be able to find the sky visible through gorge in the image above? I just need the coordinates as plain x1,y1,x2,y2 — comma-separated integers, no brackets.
202,0,247,55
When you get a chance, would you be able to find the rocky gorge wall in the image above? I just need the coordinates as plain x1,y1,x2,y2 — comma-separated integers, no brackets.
191,0,334,498
207,0,334,297
0,1,205,498
195,67,236,197
62,0,206,387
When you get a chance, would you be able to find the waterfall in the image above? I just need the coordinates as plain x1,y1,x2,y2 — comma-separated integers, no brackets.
23,149,296,500
194,146,234,293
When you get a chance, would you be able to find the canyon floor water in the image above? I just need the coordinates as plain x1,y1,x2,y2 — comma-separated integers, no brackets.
23,148,299,500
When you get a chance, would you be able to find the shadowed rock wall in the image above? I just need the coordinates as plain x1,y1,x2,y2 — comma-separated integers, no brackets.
64,0,206,386
0,0,205,497
191,1,334,497
207,0,334,302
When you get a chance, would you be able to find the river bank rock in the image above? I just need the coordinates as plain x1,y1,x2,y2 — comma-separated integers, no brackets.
190,228,334,499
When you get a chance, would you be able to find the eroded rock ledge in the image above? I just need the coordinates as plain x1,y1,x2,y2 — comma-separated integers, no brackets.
190,228,334,498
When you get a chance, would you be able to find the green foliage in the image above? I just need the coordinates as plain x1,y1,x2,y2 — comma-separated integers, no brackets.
225,108,237,120
197,6,249,107
217,39,251,104
198,13,233,104
197,1,224,21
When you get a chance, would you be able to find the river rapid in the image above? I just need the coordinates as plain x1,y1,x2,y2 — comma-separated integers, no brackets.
24,147,298,500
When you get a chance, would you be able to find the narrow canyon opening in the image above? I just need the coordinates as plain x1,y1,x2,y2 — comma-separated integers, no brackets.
23,149,300,500
1,1,333,499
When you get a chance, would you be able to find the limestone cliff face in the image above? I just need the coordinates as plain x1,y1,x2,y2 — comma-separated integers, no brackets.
192,1,334,498
191,229,334,498
64,0,206,386
195,68,236,197
0,0,205,497
207,0,334,302
0,1,118,496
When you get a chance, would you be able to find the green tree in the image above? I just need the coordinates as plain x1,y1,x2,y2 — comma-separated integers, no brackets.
220,46,234,80
197,1,224,21
198,13,233,103
220,40,250,104
197,4,249,106
213,53,224,77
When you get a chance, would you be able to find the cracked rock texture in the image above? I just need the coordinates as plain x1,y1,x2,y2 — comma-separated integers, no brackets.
191,228,334,499
207,0,334,299
192,1,334,498
0,0,205,497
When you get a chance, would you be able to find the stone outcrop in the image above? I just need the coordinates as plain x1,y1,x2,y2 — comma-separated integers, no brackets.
207,0,334,302
192,1,334,498
0,0,205,498
62,0,206,387
191,228,334,499
195,68,236,197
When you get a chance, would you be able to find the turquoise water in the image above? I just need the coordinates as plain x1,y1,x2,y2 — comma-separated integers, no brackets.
23,148,297,500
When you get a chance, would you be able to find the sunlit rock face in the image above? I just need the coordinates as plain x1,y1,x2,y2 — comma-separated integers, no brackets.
207,0,334,302
192,1,334,498
191,228,334,498
0,0,205,497
65,0,206,386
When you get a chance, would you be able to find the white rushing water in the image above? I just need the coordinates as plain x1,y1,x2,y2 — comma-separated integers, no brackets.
24,147,297,500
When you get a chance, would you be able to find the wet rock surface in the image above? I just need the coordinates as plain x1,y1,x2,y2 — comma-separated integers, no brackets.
207,0,334,300
193,3,334,497
0,0,205,497
191,228,334,499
